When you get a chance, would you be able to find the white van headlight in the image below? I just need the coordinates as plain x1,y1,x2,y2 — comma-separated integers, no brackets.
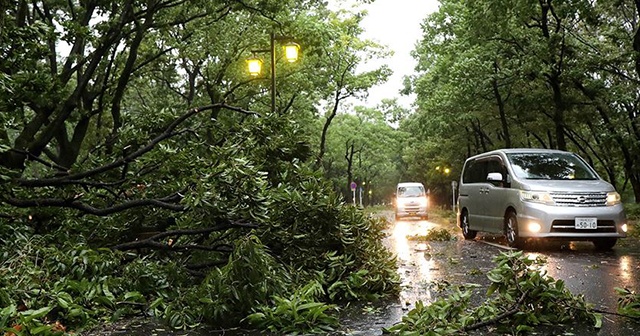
519,190,554,205
606,192,621,206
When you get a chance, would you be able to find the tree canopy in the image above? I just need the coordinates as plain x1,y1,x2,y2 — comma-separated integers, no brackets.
0,0,401,333
404,0,640,203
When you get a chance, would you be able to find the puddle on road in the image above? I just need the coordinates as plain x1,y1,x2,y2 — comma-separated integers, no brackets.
391,220,441,309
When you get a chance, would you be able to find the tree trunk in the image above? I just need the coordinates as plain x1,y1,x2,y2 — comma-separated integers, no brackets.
316,87,342,169
492,61,511,148
633,0,640,77
345,140,355,203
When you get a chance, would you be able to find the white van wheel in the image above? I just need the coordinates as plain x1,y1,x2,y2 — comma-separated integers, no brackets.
460,211,477,240
505,212,523,248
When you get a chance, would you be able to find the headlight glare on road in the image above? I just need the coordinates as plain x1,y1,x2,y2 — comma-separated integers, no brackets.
528,222,541,233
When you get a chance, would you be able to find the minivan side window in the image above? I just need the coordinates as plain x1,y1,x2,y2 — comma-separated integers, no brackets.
463,156,507,185
486,157,507,187
463,159,487,183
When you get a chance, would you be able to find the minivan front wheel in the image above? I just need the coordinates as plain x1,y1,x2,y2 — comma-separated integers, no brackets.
460,211,477,240
505,211,523,248
592,238,617,251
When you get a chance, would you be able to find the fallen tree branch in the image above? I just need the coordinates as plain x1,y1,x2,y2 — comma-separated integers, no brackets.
463,290,529,331
583,306,640,321
15,103,260,188
186,260,229,270
170,243,234,253
4,193,185,215
110,220,258,251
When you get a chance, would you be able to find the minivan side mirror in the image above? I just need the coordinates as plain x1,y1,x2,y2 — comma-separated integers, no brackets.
486,172,503,182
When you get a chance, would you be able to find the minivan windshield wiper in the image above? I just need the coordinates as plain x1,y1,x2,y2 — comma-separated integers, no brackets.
524,177,598,180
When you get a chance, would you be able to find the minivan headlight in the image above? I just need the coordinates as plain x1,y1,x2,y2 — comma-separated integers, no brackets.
519,190,554,205
606,191,621,206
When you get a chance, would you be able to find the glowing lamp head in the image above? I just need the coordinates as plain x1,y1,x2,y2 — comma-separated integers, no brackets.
247,56,263,76
284,42,300,62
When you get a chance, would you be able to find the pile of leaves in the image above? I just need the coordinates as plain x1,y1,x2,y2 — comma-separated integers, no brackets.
0,175,401,335
384,251,601,335
408,228,457,242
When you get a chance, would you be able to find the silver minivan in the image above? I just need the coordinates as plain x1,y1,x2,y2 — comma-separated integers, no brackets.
457,148,627,249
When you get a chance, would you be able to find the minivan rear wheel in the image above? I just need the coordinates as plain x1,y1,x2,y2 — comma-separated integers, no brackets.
505,211,523,248
592,238,617,251
460,211,477,240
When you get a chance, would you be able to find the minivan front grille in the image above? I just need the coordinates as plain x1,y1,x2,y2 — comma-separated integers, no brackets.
551,192,607,207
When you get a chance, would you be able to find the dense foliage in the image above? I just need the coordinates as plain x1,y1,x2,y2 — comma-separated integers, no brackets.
0,175,400,333
0,0,401,334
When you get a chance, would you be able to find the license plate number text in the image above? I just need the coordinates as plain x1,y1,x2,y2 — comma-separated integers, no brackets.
575,217,597,229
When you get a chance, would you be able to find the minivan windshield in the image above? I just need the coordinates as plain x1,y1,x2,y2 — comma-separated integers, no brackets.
506,152,598,180
398,186,425,197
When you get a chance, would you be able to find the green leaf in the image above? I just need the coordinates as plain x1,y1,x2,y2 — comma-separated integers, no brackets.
594,313,603,328
21,306,53,322
30,325,52,334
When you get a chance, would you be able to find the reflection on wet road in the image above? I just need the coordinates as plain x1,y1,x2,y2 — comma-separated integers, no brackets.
378,213,640,336
391,220,439,308
528,241,640,336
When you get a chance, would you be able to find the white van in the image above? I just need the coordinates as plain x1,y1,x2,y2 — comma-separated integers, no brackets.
457,148,627,249
395,182,428,220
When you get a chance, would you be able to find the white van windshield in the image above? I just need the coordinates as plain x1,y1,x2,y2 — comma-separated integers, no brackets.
398,186,425,197
506,152,598,180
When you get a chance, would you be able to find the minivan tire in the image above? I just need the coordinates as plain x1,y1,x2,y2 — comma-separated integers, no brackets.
460,211,477,240
505,211,523,248
592,238,617,251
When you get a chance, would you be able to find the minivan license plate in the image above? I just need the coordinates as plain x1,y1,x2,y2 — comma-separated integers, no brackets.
575,217,597,229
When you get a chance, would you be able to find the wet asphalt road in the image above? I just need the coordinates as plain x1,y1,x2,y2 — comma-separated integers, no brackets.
92,211,640,335
342,211,640,336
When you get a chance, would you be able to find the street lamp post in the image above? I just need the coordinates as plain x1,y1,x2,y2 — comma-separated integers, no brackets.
247,32,300,113
269,32,276,113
